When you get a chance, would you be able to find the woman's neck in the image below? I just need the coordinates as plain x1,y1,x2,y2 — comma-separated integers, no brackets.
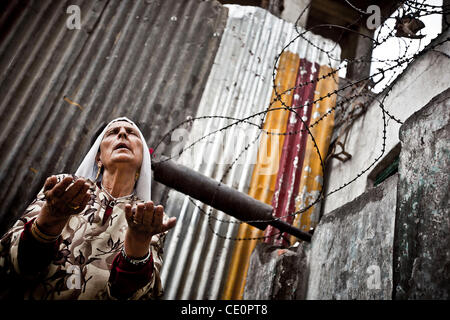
101,168,136,198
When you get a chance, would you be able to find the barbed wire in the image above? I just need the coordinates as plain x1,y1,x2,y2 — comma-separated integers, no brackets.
153,1,449,242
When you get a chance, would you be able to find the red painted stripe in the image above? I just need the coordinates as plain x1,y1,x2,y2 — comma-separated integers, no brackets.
264,60,319,246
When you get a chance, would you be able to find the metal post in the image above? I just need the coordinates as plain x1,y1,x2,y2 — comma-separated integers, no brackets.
152,156,312,242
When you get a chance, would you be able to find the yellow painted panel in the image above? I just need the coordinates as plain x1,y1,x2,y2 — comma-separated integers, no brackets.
222,51,300,300
291,65,338,242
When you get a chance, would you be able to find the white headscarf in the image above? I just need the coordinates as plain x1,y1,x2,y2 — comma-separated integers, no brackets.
75,117,152,201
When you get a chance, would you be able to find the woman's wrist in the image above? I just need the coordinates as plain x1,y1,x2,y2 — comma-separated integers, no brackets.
30,219,60,243
36,204,69,236
120,247,151,266
124,231,151,258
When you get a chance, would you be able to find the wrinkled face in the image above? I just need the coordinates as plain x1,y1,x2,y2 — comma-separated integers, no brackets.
97,120,143,173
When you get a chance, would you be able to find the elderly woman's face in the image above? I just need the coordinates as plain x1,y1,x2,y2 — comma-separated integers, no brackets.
98,121,143,173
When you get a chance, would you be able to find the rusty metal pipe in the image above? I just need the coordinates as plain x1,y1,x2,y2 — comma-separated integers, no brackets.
151,156,312,242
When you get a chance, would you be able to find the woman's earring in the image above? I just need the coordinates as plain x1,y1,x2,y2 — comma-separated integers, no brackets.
95,163,102,181
135,171,140,181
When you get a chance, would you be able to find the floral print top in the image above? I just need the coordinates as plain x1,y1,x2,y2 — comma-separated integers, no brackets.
0,173,167,300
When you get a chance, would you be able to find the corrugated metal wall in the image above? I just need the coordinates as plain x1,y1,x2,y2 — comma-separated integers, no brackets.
223,49,302,299
161,5,282,299
223,44,339,299
263,55,320,246
0,0,227,235
161,5,340,299
291,65,338,237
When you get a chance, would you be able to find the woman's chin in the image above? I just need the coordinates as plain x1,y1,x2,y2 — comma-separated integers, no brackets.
110,154,136,163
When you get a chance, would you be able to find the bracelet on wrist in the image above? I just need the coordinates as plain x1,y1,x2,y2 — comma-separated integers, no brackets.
120,247,151,266
31,219,60,243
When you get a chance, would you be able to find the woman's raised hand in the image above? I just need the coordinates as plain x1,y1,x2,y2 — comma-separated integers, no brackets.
37,176,91,235
124,202,177,258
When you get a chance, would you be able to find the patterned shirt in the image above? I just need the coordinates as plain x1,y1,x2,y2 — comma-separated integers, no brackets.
0,173,167,300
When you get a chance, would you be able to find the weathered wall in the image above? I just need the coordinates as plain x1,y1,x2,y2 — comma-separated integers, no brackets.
393,88,450,299
243,88,449,300
323,29,450,214
243,242,309,299
306,174,398,300
243,174,397,300
242,29,450,301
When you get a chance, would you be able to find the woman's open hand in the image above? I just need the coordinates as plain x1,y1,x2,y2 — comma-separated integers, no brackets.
37,176,91,235
124,202,177,258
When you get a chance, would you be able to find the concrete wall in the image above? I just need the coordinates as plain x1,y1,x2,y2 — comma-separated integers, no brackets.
243,88,449,300
307,174,398,299
243,242,309,299
323,29,450,214
244,174,397,300
244,176,397,300
243,29,450,301
393,88,450,299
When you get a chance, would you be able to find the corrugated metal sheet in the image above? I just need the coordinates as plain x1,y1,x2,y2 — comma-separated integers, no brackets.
160,5,287,299
0,0,228,234
224,50,301,300
160,5,340,299
291,65,338,238
221,9,341,299
263,57,320,246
